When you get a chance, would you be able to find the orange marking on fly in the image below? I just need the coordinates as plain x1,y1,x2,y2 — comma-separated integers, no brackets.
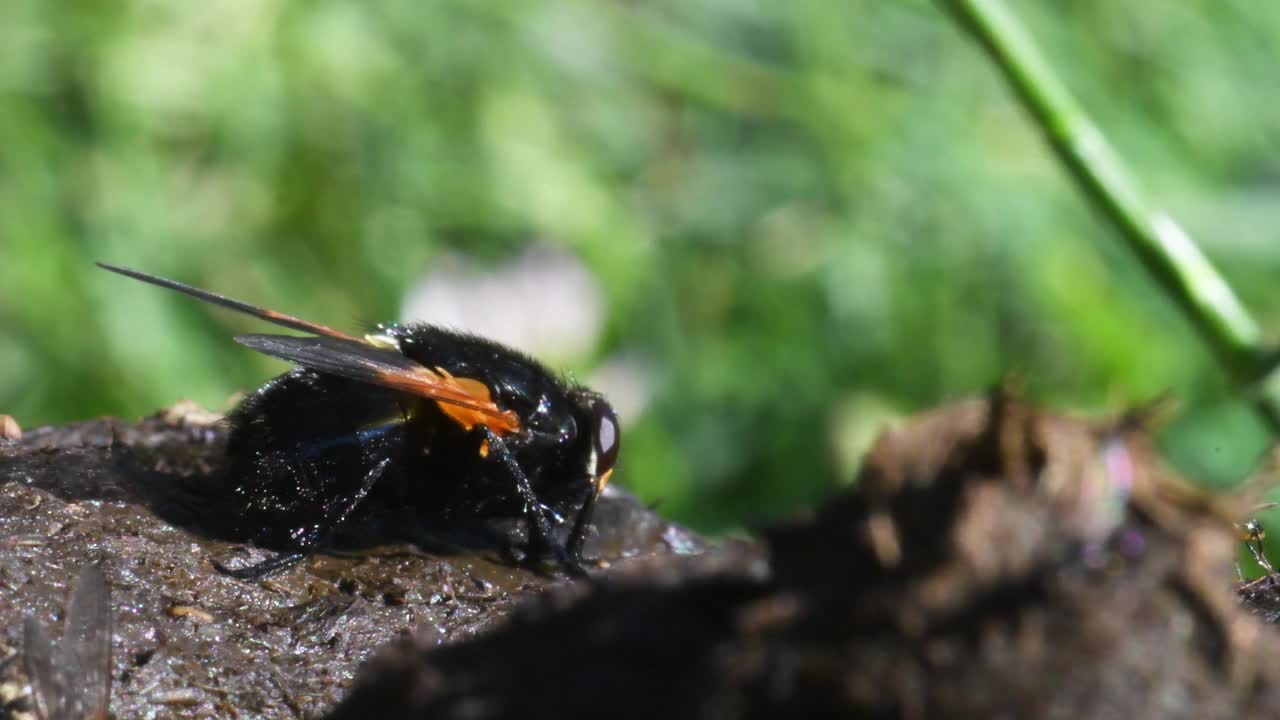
370,366,521,435
258,309,365,343
596,468,614,493
428,366,520,436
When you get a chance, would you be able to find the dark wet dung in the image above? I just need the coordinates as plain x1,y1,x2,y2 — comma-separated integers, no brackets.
330,395,1280,720
3,397,1280,718
0,409,736,718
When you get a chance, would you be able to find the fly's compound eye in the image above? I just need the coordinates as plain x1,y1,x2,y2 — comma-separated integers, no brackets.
592,402,621,489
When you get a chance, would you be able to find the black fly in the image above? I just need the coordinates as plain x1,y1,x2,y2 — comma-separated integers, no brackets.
98,263,621,579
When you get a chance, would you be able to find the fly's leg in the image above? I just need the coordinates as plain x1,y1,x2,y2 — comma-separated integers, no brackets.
565,481,599,565
217,459,390,581
478,426,586,577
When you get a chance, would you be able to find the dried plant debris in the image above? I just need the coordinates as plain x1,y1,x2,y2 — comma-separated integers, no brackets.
0,409,732,718
23,564,112,720
329,393,1280,720
157,400,225,429
0,416,20,444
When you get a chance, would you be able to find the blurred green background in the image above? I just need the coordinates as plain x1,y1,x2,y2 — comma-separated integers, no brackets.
2,0,1279,532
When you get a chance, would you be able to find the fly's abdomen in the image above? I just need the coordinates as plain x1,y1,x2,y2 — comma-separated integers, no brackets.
221,369,410,546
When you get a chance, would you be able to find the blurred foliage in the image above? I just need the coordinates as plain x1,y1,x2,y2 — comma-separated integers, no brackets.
2,0,1278,531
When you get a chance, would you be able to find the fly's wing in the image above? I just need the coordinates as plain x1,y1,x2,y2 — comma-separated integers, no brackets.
96,263,363,342
236,334,521,434
23,614,60,720
97,263,521,434
61,565,112,720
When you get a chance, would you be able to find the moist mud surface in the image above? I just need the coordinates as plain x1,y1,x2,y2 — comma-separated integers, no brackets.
3,395,1280,718
0,409,747,718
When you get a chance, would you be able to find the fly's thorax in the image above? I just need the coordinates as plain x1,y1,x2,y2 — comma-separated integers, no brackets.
393,325,571,435
496,381,579,449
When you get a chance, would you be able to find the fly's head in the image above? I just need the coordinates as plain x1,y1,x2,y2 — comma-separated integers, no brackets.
567,388,620,499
